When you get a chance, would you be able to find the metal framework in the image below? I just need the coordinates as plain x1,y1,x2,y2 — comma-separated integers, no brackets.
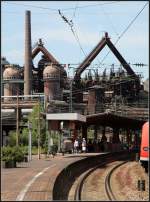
32,44,59,65
74,32,137,81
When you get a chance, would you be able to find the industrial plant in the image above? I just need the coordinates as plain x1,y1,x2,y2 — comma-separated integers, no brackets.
1,3,149,201
1,10,148,146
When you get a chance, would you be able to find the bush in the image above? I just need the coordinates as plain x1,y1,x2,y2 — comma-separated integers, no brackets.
13,147,24,163
2,146,24,163
32,146,38,155
8,130,28,147
20,128,28,145
21,146,28,156
8,131,16,146
2,146,14,163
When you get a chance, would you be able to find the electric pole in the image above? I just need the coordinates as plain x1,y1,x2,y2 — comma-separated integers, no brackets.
69,79,73,113
38,96,41,159
16,91,19,146
28,121,32,161
68,67,76,113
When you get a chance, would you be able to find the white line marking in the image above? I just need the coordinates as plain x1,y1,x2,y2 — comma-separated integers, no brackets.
16,164,56,201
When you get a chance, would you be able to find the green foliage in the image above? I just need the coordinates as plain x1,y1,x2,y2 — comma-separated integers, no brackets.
2,146,24,163
51,131,60,145
6,104,47,153
31,146,38,155
8,129,28,147
87,129,94,139
17,104,47,148
31,146,46,155
43,131,49,154
2,146,14,162
13,147,25,162
31,130,38,147
27,104,46,147
21,146,28,155
20,128,28,146
8,131,16,146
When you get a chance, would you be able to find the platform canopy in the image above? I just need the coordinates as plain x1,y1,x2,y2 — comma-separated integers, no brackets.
46,113,86,122
86,112,146,130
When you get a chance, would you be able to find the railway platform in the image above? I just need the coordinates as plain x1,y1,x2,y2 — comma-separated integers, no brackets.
1,152,102,201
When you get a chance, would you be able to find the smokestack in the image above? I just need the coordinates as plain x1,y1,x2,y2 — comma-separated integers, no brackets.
24,10,32,95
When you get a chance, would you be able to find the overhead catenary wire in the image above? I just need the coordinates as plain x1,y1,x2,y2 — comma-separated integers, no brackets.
63,77,141,95
2,10,138,16
3,2,58,11
60,1,121,11
3,1,124,66
71,11,100,66
1,11,58,15
4,1,121,12
58,9,87,57
2,1,148,86
99,5,119,37
3,2,148,69
71,1,79,20
69,1,87,56
58,9,73,28
59,62,148,67
58,9,86,56
2,68,142,98
58,8,103,68
100,2,148,64
71,26,87,57
40,72,141,98
2,67,142,98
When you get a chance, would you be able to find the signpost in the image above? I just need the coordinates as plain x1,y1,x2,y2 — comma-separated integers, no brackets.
60,121,64,152
28,121,32,161
137,179,145,199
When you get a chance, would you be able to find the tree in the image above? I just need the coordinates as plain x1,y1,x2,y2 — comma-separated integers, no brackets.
20,128,28,146
8,131,16,146
27,104,46,148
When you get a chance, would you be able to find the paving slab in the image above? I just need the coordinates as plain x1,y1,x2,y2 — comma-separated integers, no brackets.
1,153,101,201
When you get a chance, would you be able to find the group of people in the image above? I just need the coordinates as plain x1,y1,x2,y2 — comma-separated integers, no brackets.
74,138,87,153
87,139,106,152
73,138,109,153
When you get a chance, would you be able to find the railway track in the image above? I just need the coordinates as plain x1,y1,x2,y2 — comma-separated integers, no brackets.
53,151,130,200
72,160,128,201
105,161,127,201
74,163,105,201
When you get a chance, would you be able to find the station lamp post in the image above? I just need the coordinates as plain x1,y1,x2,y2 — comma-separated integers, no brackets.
69,79,73,113
60,121,64,152
38,97,41,159
16,91,19,146
28,121,32,161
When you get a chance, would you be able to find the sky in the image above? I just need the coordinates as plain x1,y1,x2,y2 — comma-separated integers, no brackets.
1,1,149,81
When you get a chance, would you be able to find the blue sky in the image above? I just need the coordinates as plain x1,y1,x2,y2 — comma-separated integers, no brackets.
1,1,149,81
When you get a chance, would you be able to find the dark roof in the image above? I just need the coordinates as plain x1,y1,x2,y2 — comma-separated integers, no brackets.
86,112,145,129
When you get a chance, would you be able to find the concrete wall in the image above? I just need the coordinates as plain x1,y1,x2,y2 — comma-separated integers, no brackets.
53,151,129,200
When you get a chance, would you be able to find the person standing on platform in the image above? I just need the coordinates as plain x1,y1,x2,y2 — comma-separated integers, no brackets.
74,139,79,154
82,138,87,153
78,136,82,153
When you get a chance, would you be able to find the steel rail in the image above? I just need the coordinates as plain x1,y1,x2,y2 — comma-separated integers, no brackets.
73,153,129,201
74,162,106,201
105,161,128,201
